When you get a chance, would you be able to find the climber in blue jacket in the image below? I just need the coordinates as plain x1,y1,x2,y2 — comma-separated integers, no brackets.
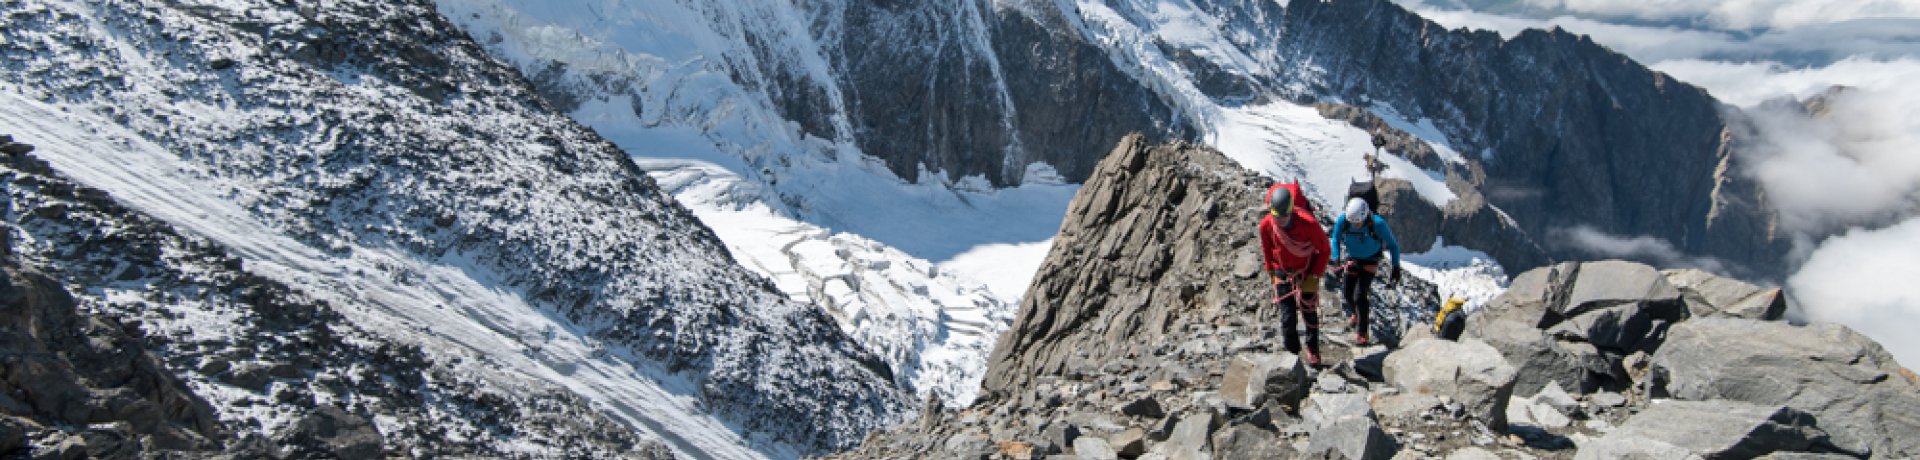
1331,197,1401,346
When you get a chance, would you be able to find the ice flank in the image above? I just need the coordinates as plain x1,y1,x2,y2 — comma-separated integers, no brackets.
1,0,905,457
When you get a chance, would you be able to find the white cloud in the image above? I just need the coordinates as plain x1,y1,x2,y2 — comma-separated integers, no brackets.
1396,0,1920,370
1550,226,1729,274
1400,2,1920,65
1788,217,1920,368
1481,0,1920,31
1662,59,1920,239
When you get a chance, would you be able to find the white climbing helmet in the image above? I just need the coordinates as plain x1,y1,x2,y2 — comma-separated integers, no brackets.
1345,197,1371,223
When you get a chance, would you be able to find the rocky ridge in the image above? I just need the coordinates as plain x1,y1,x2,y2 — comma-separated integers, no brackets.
0,135,666,458
2,0,905,454
829,138,1919,460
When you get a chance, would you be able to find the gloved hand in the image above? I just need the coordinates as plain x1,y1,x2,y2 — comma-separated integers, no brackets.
1301,275,1321,294
1390,263,1404,285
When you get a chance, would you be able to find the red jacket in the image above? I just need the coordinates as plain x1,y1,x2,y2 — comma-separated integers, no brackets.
1258,183,1330,278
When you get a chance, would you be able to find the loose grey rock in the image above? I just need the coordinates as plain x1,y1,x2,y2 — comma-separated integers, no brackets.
1120,397,1166,419
1073,436,1119,460
1444,447,1503,460
1576,400,1829,460
1384,338,1518,430
1157,412,1219,460
1663,268,1787,320
1219,353,1308,411
1210,424,1294,458
1110,427,1147,458
1653,318,1920,457
1590,392,1626,408
274,405,384,460
1304,412,1397,460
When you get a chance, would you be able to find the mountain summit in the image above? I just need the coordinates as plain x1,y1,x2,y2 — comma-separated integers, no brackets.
831,136,1919,460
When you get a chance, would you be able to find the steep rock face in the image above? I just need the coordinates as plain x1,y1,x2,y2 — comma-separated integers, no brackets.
804,0,1189,185
1267,0,1787,278
2,0,903,453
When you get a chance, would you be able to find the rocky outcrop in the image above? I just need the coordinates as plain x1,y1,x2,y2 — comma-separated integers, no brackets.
982,135,1440,395
832,138,1915,457
4,0,909,452
0,262,220,456
0,138,665,456
1577,400,1832,460
1653,319,1920,457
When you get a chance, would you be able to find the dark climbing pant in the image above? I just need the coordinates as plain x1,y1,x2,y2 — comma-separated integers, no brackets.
1277,281,1320,357
1342,258,1379,339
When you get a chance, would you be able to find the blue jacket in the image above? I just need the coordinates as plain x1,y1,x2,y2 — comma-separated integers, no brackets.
1331,214,1400,265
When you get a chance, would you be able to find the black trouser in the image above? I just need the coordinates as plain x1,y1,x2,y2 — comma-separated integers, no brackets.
1341,256,1380,339
1276,281,1320,357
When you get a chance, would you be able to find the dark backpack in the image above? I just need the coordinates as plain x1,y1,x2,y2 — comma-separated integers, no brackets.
1347,179,1380,213
1344,180,1383,241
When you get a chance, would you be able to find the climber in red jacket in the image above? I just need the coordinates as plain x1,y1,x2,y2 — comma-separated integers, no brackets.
1257,182,1332,366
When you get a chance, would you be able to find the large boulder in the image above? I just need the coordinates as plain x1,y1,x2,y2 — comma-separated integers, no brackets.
1663,269,1787,320
1652,318,1920,457
1383,338,1517,430
1152,412,1221,460
1219,353,1309,411
1546,261,1687,353
1299,394,1395,460
1210,424,1295,458
1575,400,1831,460
1471,261,1688,354
1472,317,1618,395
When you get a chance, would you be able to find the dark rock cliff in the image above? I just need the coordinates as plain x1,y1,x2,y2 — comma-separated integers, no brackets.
825,0,1187,185
1266,0,1789,279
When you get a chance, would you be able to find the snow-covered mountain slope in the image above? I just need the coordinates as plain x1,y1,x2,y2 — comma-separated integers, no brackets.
639,157,1017,407
1,0,907,456
430,0,1525,414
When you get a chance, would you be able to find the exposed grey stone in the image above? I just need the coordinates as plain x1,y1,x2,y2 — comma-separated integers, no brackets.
1304,411,1397,460
1663,268,1786,321
1653,318,1920,457
1444,447,1503,460
1157,412,1219,460
1220,353,1308,411
1073,436,1119,460
1384,338,1518,430
1110,427,1147,458
1542,261,1687,353
1578,400,1829,460
1209,424,1293,459
1120,397,1166,419
1045,423,1082,455
1302,393,1374,430
1532,381,1577,408
1756,453,1864,460
275,405,383,460
1590,392,1626,408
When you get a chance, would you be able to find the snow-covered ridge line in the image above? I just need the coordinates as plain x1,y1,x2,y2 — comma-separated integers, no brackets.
2,0,905,456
